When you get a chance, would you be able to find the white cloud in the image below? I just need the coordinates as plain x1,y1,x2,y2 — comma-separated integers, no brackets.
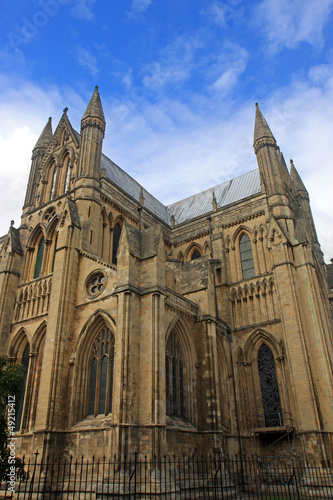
77,46,99,75
71,0,96,21
131,0,152,13
142,34,204,89
256,0,333,51
203,0,243,27
0,66,332,262
127,0,152,18
0,76,85,236
211,45,248,94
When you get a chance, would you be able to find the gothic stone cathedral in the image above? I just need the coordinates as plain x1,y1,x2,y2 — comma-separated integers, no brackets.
0,88,332,463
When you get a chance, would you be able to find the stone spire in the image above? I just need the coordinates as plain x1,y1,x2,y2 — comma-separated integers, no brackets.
82,86,105,124
24,118,53,209
253,103,287,196
253,102,276,150
33,117,53,151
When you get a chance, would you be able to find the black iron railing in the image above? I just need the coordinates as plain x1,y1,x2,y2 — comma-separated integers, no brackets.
1,453,332,499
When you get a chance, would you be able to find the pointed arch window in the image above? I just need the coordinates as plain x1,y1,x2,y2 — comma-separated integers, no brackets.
34,236,44,279
191,249,201,260
166,331,186,419
88,327,114,416
15,343,30,431
112,223,122,265
239,234,255,279
257,343,282,427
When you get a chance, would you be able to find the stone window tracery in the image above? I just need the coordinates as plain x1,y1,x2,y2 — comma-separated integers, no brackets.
44,208,56,223
86,271,106,297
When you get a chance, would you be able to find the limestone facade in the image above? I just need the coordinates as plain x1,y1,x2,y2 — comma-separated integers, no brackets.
0,89,332,463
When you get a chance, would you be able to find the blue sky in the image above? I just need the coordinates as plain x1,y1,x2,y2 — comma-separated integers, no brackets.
1,0,333,260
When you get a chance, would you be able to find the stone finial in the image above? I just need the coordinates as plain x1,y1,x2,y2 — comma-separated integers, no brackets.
170,215,175,229
212,191,217,211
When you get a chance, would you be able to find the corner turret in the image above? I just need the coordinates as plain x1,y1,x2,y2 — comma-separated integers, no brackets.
253,103,289,196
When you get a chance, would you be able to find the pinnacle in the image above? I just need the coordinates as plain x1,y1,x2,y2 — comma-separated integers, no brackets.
290,159,307,193
253,103,276,146
33,117,53,150
82,86,105,123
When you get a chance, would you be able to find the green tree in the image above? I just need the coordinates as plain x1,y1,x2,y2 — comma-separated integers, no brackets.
0,355,27,481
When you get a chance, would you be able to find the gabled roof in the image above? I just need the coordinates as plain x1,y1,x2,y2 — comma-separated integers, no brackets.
101,154,171,223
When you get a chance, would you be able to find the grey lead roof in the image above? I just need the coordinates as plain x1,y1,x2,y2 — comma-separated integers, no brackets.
101,154,261,226
168,169,261,224
101,154,171,223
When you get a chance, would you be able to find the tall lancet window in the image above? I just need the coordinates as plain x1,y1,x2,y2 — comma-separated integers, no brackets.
64,157,72,193
239,234,255,279
112,223,122,265
88,327,115,416
258,343,283,427
50,167,57,200
34,236,44,279
166,330,185,418
15,343,30,431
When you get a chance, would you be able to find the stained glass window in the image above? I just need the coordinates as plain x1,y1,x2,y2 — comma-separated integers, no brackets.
88,328,114,416
166,331,185,418
239,234,255,279
34,237,44,279
258,343,283,427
